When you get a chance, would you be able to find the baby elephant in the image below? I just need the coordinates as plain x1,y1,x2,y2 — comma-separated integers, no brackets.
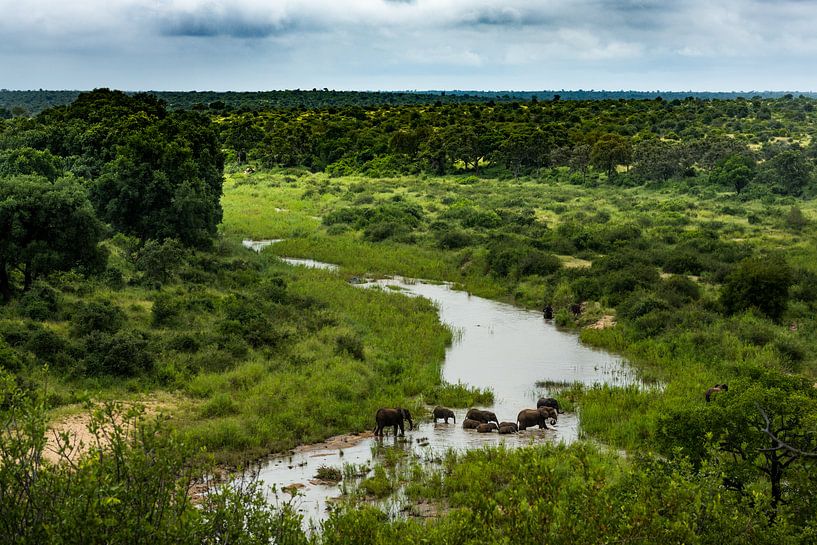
498,422,518,434
477,422,499,433
433,406,456,423
462,418,481,429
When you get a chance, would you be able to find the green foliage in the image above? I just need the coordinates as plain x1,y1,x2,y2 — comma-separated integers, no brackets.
721,257,793,321
424,381,494,408
18,282,60,320
0,175,105,299
135,238,187,284
0,147,61,181
82,330,154,376
71,300,125,336
0,387,307,545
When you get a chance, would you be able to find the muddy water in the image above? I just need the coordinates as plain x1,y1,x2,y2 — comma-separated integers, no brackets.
245,255,635,525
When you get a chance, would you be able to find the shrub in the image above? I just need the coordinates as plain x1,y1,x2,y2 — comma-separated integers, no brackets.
151,292,182,327
201,393,239,418
136,238,187,284
18,282,60,320
24,328,70,366
662,252,704,275
658,275,700,305
720,256,792,321
0,340,23,372
166,333,202,353
335,332,365,360
618,291,671,321
83,330,153,376
71,300,125,336
436,229,473,250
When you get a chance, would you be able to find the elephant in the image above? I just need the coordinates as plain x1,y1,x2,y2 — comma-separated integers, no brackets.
462,418,481,429
537,397,565,414
498,422,518,434
373,407,414,437
477,422,499,433
543,304,554,319
466,408,499,425
705,384,728,403
517,406,558,431
570,303,582,317
433,406,456,423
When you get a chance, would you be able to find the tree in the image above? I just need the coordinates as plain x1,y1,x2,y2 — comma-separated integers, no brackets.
590,134,632,175
715,376,817,516
0,147,61,181
758,150,812,196
721,256,792,321
37,89,224,248
0,176,105,300
631,138,691,182
91,114,224,247
710,154,756,194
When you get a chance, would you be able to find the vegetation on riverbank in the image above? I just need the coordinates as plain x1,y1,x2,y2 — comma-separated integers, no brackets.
3,90,817,542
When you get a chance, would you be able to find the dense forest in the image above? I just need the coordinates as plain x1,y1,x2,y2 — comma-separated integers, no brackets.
2,89,817,543
4,88,817,116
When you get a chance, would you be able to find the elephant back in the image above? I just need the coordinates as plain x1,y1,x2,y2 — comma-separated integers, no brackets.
462,418,481,429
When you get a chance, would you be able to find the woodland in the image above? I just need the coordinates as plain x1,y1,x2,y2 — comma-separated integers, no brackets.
1,88,817,543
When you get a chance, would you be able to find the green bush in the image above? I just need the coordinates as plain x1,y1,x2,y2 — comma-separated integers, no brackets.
136,238,187,284
436,229,473,249
71,300,125,336
83,330,154,376
18,282,61,320
618,291,671,321
151,291,182,326
721,256,792,321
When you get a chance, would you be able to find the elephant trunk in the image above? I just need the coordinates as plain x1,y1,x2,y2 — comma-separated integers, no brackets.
408,418,414,431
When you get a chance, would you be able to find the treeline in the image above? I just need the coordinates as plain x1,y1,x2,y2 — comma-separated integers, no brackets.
218,95,817,196
4,88,817,116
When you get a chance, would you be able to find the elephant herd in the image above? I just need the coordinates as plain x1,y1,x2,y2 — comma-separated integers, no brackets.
374,398,564,437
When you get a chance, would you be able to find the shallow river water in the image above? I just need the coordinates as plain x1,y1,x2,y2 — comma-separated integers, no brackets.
241,241,635,525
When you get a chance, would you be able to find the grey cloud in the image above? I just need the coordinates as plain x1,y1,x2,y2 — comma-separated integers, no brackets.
158,11,296,38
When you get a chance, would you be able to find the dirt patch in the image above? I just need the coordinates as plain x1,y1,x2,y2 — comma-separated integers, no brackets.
44,399,176,464
293,431,375,454
559,255,592,269
587,315,616,330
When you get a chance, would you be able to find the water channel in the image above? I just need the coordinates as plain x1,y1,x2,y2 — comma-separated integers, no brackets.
241,240,637,525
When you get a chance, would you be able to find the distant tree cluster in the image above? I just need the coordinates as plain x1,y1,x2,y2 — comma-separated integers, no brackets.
213,95,817,196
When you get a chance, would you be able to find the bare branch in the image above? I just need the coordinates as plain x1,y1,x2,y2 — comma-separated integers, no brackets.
756,404,817,459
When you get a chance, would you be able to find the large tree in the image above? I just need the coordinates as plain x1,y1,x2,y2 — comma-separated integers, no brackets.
38,89,224,248
0,176,105,300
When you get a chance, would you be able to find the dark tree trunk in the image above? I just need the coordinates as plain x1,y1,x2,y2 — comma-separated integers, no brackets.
770,454,783,514
0,261,11,301
23,262,32,291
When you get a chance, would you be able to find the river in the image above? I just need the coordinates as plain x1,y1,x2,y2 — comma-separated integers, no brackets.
241,240,635,526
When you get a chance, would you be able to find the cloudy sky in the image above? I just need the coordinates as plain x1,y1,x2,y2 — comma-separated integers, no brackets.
1,0,816,91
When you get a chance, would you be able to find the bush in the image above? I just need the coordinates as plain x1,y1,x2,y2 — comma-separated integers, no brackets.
151,292,182,327
136,238,187,284
18,282,60,320
335,332,365,360
0,340,23,372
662,252,704,275
436,229,473,250
24,328,70,366
721,256,792,321
71,300,125,336
166,333,202,353
83,330,154,376
618,291,671,321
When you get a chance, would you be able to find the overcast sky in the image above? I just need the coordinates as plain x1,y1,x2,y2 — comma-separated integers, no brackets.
1,0,816,91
